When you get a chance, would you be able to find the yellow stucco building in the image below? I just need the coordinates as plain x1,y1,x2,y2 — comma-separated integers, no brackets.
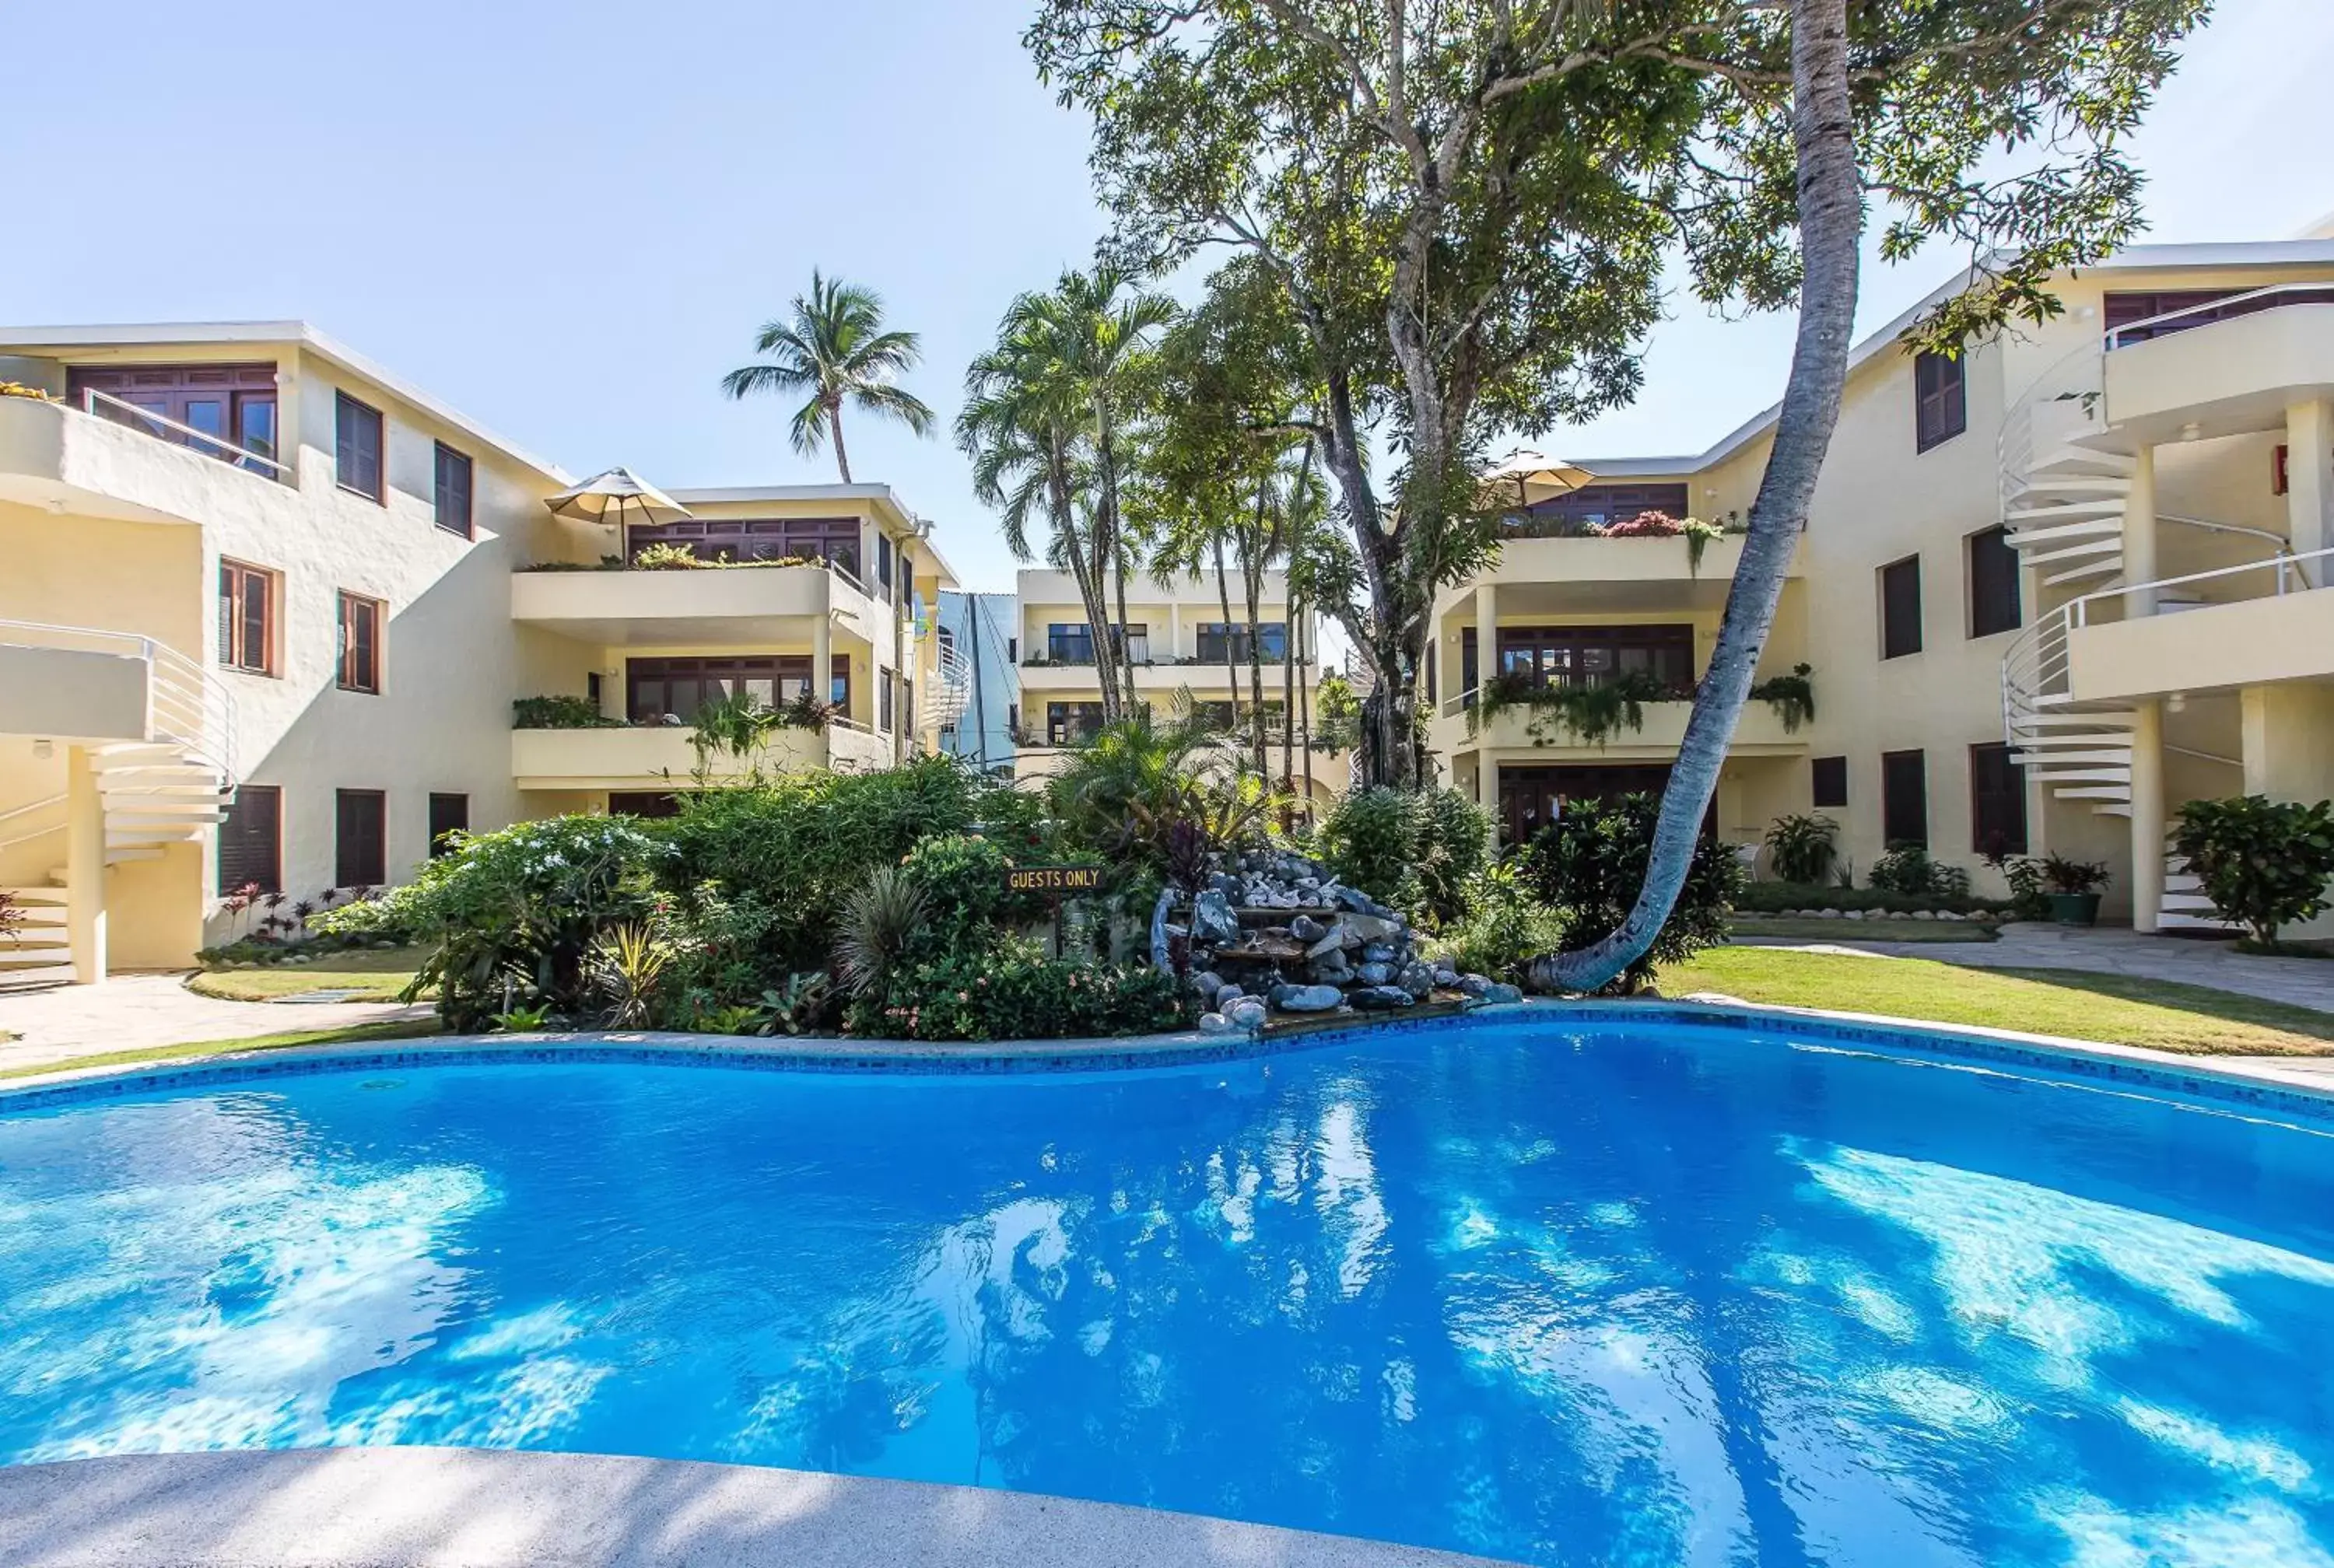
0,323,957,985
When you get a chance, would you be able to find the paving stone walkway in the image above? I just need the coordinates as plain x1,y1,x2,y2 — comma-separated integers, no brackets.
0,973,431,1075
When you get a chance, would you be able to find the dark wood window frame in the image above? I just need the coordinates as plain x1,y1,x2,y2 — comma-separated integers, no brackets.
624,516,861,577
1495,623,1695,695
1881,749,1929,850
433,442,474,538
336,590,384,695
1968,524,2022,639
876,534,895,604
1880,555,1923,660
1507,481,1692,534
1812,755,1849,810
1046,701,1106,746
335,390,386,504
334,788,388,889
217,783,282,895
67,362,280,474
624,655,849,723
1914,350,1967,453
428,793,470,856
1969,742,2029,858
218,559,278,676
1197,622,1288,663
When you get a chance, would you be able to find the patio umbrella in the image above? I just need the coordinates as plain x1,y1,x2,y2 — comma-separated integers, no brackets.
545,467,693,530
1482,448,1593,510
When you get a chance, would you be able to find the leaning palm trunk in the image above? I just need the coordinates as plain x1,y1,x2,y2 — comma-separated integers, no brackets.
1534,0,1859,995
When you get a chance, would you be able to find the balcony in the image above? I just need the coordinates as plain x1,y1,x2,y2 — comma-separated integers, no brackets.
1017,655,1309,692
2102,289,2334,442
512,719,892,789
2065,551,2334,703
0,620,237,769
1432,686,1808,758
1466,533,1802,613
0,390,300,529
510,561,865,646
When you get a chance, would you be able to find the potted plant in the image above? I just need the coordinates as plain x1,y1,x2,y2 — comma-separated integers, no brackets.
2038,854,2110,926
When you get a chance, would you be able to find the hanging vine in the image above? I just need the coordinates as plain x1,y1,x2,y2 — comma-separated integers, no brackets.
1748,663,1816,732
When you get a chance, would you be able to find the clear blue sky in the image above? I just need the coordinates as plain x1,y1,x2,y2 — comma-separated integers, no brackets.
4,0,2327,594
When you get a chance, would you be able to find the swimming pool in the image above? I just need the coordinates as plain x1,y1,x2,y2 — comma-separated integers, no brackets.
3,1016,2331,1567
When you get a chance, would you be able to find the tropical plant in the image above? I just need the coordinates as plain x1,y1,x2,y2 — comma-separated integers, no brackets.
2172,795,2334,946
1044,703,1225,873
513,695,621,730
857,940,1185,1041
1868,843,1971,901
1747,664,1817,733
1309,672,1362,753
756,972,834,1037
1763,814,1838,885
585,922,671,1029
0,891,23,949
1471,671,1674,749
835,865,928,999
492,1003,553,1033
1430,865,1568,984
2038,854,2111,897
631,541,706,570
1521,792,1741,995
1318,787,1421,912
720,271,934,482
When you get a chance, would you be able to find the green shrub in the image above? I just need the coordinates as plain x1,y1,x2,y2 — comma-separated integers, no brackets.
1429,865,1568,982
1522,792,1741,993
853,940,1186,1041
1868,843,1971,901
2172,794,2334,944
513,695,621,730
1763,814,1838,884
314,814,671,1029
1414,788,1493,924
1733,880,2008,915
1319,787,1421,910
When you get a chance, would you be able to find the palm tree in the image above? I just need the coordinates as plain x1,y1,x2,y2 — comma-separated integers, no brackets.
721,270,934,481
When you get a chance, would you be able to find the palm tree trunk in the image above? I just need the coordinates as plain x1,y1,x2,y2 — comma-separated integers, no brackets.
1243,483,1270,779
1298,647,1316,822
1212,537,1242,744
1281,593,1296,789
1536,0,1859,994
829,399,851,483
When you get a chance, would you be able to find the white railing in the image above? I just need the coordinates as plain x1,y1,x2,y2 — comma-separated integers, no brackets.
2104,282,2334,352
2002,544,2334,743
923,645,972,729
0,793,65,855
79,388,291,481
1997,339,2106,530
0,620,238,785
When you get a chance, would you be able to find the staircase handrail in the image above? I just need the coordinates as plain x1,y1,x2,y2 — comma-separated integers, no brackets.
1998,338,2107,529
2104,282,2334,351
0,619,237,786
2060,544,2333,630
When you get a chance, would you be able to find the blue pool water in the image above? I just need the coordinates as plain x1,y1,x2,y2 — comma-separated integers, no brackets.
4,1022,2334,1566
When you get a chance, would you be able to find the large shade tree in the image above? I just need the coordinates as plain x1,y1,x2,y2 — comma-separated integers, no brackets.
1030,0,1701,788
720,270,934,481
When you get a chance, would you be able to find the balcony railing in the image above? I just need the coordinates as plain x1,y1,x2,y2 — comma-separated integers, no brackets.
2105,283,2334,351
79,389,291,481
0,618,238,782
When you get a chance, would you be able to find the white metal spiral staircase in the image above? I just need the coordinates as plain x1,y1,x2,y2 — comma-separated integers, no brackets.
921,642,972,733
0,624,239,986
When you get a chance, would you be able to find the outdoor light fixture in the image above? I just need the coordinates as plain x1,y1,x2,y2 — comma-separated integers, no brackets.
2168,692,2188,713
32,739,53,758
2182,422,2203,442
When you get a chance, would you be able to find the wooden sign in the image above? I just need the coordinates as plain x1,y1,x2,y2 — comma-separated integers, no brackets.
1007,864,1105,894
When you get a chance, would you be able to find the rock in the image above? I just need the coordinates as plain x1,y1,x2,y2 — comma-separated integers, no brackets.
1289,914,1327,944
1433,965,1460,987
1332,886,1377,915
1359,941,1397,965
1342,913,1404,943
1309,956,1354,985
1190,970,1225,1004
1397,961,1435,998
1305,927,1346,960
1355,961,1394,986
1458,974,1495,997
1479,982,1524,1006
1274,984,1342,1013
1842,908,1866,922
1226,998,1268,1031
1197,1012,1233,1034
1339,925,1365,951
372,939,400,950
1912,909,1936,921
1274,890,1301,909
1193,890,1241,947
1349,985,1414,1010
1209,871,1240,896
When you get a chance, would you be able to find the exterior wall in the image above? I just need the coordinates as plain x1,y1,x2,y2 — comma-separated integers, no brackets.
937,590,1019,774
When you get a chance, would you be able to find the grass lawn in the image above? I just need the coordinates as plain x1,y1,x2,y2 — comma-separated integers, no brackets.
186,947,426,1003
1663,947,2334,1057
0,1019,442,1083
1730,915,1996,943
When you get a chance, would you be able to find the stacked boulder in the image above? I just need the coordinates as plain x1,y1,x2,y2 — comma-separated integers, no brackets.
1179,849,1523,1033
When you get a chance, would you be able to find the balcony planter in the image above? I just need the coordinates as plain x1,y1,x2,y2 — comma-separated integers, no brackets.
2045,891,2102,927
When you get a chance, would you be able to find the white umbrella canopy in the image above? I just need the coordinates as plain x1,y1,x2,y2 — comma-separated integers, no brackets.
1482,447,1594,509
545,467,693,528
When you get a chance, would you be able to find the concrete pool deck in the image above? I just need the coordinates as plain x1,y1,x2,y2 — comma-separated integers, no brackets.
0,1447,1521,1568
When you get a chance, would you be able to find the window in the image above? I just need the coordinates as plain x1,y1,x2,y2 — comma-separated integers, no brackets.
1196,622,1290,663
1008,637,1019,663
1881,750,1928,849
433,443,473,537
2104,289,2250,345
1968,526,2022,639
335,789,387,888
217,560,275,675
877,534,895,603
587,671,603,706
1880,555,1922,660
335,391,384,502
878,670,893,732
609,792,682,819
1046,623,1098,664
1046,702,1107,746
899,541,913,605
1914,351,1966,452
1812,756,1849,809
216,784,281,894
66,362,279,474
1495,623,1694,692
1461,625,1480,695
428,793,469,856
1969,743,2028,858
1496,763,1682,848
625,516,861,576
624,656,844,723
1506,481,1691,534
937,625,956,661
336,591,383,694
